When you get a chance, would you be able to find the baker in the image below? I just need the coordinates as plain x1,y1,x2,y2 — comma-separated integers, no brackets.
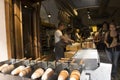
54,22,71,61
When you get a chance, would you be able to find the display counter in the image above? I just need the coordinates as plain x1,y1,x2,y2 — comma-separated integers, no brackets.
65,43,81,58
65,42,96,59
64,51,77,58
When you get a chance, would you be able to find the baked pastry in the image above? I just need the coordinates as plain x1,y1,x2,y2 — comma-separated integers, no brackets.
19,66,31,77
41,68,54,80
70,70,80,80
0,64,9,71
58,70,69,80
11,65,25,75
31,68,44,79
1,64,14,73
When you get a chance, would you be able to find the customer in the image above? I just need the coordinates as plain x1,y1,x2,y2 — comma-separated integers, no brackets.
54,22,68,61
75,29,82,42
104,22,120,79
95,22,109,50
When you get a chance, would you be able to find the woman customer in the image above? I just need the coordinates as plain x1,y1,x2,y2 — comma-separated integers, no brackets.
104,22,120,79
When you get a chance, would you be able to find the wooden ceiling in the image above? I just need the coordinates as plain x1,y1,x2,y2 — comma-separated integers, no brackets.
21,0,120,19
21,0,44,8
20,0,120,24
55,0,120,19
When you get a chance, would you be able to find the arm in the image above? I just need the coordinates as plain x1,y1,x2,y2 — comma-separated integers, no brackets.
118,33,120,45
63,34,74,43
104,32,109,48
94,32,100,42
76,33,81,39
60,35,68,42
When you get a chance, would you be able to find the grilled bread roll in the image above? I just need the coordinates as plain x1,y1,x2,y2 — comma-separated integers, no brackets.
1,64,14,73
0,64,9,71
41,68,54,80
11,65,25,75
19,66,31,77
58,70,69,80
31,68,44,79
70,70,80,80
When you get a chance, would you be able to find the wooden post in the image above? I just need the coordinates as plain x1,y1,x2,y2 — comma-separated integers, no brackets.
5,0,14,59
32,2,42,59
13,0,24,59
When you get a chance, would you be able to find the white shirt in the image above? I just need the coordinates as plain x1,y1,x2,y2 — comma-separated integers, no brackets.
54,29,62,43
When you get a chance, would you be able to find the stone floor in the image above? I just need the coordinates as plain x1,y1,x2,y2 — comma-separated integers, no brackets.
98,50,120,80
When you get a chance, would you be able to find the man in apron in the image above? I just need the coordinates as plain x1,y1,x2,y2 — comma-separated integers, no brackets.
54,22,67,61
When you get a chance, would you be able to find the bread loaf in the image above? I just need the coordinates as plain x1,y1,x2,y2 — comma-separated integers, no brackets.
19,66,31,77
31,68,44,79
11,65,25,75
58,70,69,80
0,64,9,71
70,70,80,80
1,64,14,73
41,68,54,80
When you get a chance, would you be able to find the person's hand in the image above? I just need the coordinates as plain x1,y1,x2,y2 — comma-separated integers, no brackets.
110,43,117,47
110,38,117,47
110,44,117,47
106,43,110,48
64,40,69,43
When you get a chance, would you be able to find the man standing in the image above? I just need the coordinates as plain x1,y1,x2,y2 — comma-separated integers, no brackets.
54,22,67,61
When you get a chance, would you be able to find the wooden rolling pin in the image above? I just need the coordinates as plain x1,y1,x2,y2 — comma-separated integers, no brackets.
11,65,25,75
27,58,32,61
31,68,44,79
71,59,75,63
70,70,80,80
19,57,27,61
61,58,70,61
34,57,41,62
19,66,31,77
41,68,54,80
79,59,84,65
0,64,9,71
58,70,69,80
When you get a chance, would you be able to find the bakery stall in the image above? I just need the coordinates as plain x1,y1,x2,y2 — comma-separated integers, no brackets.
1,0,117,80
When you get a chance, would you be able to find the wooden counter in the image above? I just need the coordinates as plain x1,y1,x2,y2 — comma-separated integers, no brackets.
64,51,77,58
65,42,96,58
66,43,81,51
